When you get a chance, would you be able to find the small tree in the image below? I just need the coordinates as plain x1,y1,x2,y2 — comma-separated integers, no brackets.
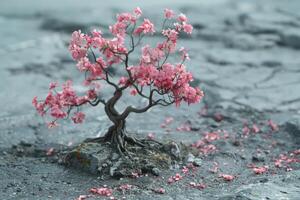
33,8,204,154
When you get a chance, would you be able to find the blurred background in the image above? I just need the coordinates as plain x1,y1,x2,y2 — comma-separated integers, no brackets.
0,0,300,152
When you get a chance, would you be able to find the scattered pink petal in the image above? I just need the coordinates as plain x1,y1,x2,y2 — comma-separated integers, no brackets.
189,182,206,190
219,174,235,181
204,132,220,142
293,149,300,155
199,144,217,155
252,166,269,174
153,188,165,194
192,139,205,148
90,187,113,197
161,117,174,128
76,195,90,200
176,123,191,131
168,173,183,184
165,117,174,125
181,166,189,174
242,125,250,136
268,120,279,131
274,152,300,169
46,147,54,156
251,124,260,133
147,133,155,140
118,184,133,191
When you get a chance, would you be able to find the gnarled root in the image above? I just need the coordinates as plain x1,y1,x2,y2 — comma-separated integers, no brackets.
84,127,163,158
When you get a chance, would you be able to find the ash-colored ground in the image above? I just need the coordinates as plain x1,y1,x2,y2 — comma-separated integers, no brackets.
0,0,300,199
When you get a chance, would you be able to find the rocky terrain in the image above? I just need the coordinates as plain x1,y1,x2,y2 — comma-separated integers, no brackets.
0,0,300,199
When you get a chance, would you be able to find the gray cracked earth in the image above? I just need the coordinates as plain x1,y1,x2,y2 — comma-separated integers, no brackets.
0,0,300,199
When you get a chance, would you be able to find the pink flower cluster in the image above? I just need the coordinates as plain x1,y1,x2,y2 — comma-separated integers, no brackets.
131,62,203,106
32,81,95,127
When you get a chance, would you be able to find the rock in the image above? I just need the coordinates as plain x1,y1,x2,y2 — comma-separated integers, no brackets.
111,153,120,160
163,142,182,159
284,120,300,144
187,153,195,163
109,159,123,177
63,142,111,174
193,158,202,167
151,168,161,176
252,153,265,162
186,153,202,166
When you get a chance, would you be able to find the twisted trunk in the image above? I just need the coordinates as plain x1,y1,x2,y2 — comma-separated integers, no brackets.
85,89,155,155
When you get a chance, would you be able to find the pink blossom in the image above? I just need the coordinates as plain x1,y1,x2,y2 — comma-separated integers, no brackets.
118,77,129,86
49,82,58,90
34,9,204,131
32,97,45,116
130,88,138,96
183,23,193,34
134,7,142,16
177,13,188,22
219,174,235,181
72,112,85,124
164,8,174,19
179,47,190,60
69,30,88,60
134,19,155,35
87,89,97,100
50,106,67,119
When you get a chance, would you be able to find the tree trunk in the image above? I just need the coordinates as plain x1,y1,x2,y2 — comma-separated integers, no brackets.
85,89,147,154
101,90,129,152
